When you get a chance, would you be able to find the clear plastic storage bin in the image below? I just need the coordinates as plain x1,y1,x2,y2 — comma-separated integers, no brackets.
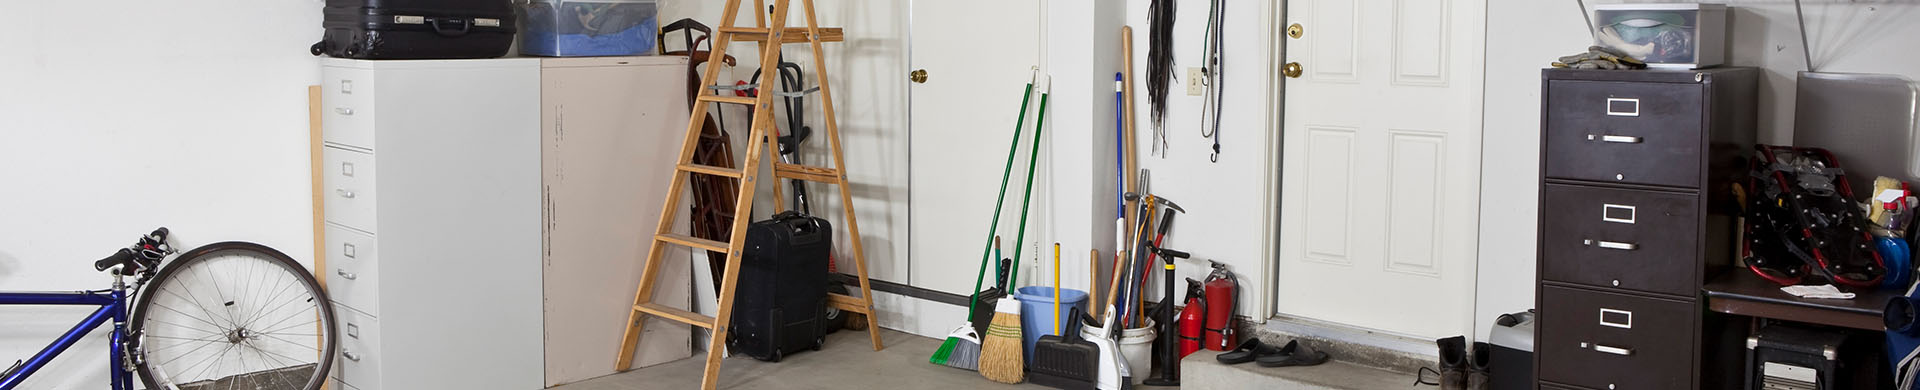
519,0,658,57
1592,3,1725,69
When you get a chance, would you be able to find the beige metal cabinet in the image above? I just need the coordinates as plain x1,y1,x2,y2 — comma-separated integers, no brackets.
538,56,695,387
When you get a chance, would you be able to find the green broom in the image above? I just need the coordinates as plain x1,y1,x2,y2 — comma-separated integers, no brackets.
932,67,1040,370
982,75,1051,384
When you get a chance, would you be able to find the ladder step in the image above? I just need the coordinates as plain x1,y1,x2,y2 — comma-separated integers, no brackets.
634,303,717,329
656,233,730,253
773,163,841,183
678,163,745,178
718,27,845,44
697,94,759,105
827,293,872,314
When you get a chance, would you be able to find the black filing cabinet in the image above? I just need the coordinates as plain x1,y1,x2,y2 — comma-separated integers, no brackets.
1535,68,1758,390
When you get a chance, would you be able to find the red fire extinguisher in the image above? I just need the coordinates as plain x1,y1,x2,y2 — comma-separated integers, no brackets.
1203,261,1240,351
1178,278,1206,357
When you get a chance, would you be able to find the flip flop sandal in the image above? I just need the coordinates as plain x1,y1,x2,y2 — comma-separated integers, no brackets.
1216,338,1279,364
1257,340,1331,367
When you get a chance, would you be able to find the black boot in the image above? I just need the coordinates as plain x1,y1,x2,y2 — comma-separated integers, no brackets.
1436,336,1467,390
1468,341,1492,390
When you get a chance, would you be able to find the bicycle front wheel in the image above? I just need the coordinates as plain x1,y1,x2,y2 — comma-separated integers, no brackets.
131,242,337,390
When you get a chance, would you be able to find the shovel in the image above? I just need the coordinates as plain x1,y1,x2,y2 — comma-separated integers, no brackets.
1031,307,1099,390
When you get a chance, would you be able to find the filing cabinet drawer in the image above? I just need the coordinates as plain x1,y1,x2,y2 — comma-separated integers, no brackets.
323,146,379,233
322,68,377,151
325,223,379,315
331,305,382,390
1544,80,1705,188
1539,285,1696,390
1541,183,1700,296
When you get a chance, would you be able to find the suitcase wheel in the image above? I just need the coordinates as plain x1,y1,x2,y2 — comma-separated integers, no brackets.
310,42,326,56
769,349,783,363
813,337,824,351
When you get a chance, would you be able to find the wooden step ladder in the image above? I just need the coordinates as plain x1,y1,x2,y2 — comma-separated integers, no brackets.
613,0,883,388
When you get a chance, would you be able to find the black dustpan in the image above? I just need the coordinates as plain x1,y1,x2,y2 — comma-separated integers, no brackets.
1029,307,1099,390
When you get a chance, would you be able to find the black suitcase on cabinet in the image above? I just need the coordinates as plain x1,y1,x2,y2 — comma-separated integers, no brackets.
727,211,832,362
312,0,517,59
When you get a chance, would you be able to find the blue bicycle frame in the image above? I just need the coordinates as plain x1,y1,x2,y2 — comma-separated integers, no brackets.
0,279,136,390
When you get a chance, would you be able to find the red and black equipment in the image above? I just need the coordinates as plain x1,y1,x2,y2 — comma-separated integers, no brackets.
1178,278,1205,357
1202,261,1239,351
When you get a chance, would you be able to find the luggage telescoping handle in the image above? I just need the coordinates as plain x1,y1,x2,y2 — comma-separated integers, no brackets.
774,211,827,246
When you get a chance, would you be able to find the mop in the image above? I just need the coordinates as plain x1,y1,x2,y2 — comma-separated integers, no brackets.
932,68,1039,370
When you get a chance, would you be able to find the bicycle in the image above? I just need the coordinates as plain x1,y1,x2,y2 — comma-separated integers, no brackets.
0,228,337,390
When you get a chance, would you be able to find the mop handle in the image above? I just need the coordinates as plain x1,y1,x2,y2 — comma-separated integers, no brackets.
1007,76,1052,291
966,68,1039,319
1053,243,1062,334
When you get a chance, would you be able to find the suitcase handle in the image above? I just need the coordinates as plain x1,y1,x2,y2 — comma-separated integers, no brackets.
428,17,472,37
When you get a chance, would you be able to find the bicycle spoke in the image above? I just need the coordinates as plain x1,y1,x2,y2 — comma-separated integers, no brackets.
157,336,225,367
145,337,221,354
245,340,304,390
180,342,238,382
160,284,235,330
244,294,315,333
239,273,296,327
145,316,226,338
257,318,319,336
193,261,242,328
243,295,314,334
150,303,228,334
254,332,320,353
239,279,306,331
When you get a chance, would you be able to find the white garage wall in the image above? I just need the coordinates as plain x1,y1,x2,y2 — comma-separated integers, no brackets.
0,1,323,388
1475,0,1920,340
1119,0,1277,319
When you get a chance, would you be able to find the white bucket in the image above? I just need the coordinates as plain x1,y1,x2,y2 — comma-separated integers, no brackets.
1082,318,1155,385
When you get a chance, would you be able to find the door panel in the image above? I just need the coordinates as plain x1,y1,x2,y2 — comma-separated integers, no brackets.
1277,0,1485,339
907,1,1041,295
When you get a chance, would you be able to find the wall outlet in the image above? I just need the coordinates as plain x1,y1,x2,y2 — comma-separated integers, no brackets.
1186,67,1205,96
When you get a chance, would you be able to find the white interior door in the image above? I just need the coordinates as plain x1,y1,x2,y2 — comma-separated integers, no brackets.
1276,0,1485,339
908,0,1042,295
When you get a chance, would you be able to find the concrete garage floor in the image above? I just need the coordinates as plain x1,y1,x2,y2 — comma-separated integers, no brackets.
556,329,1411,390
555,329,1064,390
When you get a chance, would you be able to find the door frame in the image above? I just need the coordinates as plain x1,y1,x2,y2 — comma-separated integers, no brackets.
1256,0,1283,322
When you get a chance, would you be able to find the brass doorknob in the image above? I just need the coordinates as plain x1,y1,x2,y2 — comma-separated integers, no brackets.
1283,62,1303,78
910,69,928,83
1287,23,1304,39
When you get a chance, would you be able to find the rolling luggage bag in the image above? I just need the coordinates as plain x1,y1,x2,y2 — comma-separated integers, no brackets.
312,0,517,59
727,211,832,362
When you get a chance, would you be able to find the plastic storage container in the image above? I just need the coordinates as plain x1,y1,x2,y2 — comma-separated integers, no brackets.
519,0,658,57
1014,287,1089,362
1592,3,1725,69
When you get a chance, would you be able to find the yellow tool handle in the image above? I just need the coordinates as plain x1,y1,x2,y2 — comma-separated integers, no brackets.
1052,243,1061,334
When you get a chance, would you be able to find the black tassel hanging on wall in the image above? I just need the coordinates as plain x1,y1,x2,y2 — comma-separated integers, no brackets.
1146,0,1176,155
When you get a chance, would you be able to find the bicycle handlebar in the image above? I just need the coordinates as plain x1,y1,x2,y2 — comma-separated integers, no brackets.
94,227,171,274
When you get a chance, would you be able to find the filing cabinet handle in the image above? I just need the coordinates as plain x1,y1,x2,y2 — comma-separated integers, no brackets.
1592,344,1633,356
1590,240,1637,251
337,269,357,280
337,189,356,199
342,350,362,362
335,107,354,116
1599,135,1641,144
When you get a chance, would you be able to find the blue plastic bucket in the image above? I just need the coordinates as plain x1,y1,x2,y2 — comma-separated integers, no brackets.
1013,286,1089,361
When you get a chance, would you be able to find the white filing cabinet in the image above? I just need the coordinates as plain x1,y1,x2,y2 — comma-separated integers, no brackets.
320,58,544,390
320,56,695,389
537,56,695,387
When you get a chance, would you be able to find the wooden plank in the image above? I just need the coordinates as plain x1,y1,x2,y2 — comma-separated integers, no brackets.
307,85,329,390
772,163,840,183
634,303,717,329
827,293,872,314
697,94,759,105
656,233,730,253
719,27,845,43
678,163,745,178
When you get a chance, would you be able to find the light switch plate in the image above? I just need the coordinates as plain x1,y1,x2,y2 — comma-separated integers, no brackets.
1186,67,1205,96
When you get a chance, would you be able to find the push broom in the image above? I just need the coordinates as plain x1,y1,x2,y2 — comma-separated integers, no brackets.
932,67,1040,370
983,75,1052,384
